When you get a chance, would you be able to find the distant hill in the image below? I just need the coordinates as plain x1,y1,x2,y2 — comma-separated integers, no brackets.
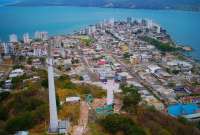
5,0,200,11
0,0,19,6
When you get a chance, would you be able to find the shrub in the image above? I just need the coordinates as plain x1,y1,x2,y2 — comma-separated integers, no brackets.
0,106,8,121
41,79,48,88
0,92,10,102
6,112,34,132
121,85,141,112
13,64,24,69
99,114,145,135
141,36,178,52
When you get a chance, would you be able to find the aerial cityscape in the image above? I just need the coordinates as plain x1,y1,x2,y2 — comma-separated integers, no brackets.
0,1,200,135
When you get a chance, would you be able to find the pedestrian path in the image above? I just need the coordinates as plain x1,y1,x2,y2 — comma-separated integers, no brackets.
72,101,89,135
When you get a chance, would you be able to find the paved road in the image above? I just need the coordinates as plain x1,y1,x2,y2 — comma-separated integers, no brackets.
103,45,164,103
112,53,164,102
75,46,99,82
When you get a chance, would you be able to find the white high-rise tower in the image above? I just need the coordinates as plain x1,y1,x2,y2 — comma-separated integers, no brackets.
9,34,18,43
47,41,58,133
23,33,31,44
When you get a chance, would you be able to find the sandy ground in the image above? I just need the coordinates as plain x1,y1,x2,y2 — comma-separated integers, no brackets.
72,101,89,135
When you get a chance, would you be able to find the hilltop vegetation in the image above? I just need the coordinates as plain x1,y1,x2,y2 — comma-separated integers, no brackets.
141,36,179,52
0,83,48,134
1,69,200,134
87,85,200,135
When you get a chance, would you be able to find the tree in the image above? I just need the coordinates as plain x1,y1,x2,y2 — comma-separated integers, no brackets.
99,114,145,135
27,57,33,65
0,106,8,121
177,116,189,125
39,57,46,65
0,92,10,102
18,56,26,62
13,64,24,69
172,70,180,75
121,85,141,112
141,36,178,52
0,129,8,135
123,52,131,59
0,81,4,87
11,75,27,89
79,76,84,81
6,112,34,133
41,79,48,88
56,94,61,110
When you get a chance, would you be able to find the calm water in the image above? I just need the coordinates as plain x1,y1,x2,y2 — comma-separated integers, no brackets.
0,6,200,58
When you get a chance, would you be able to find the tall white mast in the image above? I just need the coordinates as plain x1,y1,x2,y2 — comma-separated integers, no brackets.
47,41,58,133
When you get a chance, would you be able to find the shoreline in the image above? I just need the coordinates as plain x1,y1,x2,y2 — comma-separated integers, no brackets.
3,5,200,12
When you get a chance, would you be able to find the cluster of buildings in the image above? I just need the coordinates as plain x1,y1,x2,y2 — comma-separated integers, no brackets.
0,17,200,122
74,17,200,120
0,31,48,58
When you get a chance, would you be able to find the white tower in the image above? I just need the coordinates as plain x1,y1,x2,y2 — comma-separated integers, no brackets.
147,20,153,29
107,87,114,105
9,34,18,43
47,41,58,133
156,25,161,33
23,33,31,44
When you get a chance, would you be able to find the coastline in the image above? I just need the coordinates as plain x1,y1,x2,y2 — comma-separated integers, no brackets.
3,5,200,12
0,6,199,60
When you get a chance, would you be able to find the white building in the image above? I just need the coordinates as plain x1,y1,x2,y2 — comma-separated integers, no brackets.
147,20,153,29
23,33,31,44
147,65,161,74
9,34,18,43
109,18,115,26
167,60,193,71
33,47,47,57
156,25,161,33
88,25,96,35
35,31,48,41
66,97,80,103
2,42,13,55
9,69,24,78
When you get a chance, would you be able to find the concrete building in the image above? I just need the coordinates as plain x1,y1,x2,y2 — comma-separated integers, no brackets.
9,34,18,43
167,60,193,71
147,20,153,29
127,17,132,24
9,69,24,78
35,31,48,41
23,33,31,44
2,42,13,55
130,54,141,64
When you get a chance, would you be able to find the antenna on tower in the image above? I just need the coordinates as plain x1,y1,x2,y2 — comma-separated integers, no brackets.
47,40,59,133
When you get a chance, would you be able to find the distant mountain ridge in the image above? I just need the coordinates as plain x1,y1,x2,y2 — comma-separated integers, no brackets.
4,0,200,11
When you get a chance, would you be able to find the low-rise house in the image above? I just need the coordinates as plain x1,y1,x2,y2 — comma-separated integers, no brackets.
167,60,193,72
142,95,165,111
4,80,12,89
130,54,141,64
32,58,41,67
9,68,24,78
66,96,80,103
147,65,161,74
